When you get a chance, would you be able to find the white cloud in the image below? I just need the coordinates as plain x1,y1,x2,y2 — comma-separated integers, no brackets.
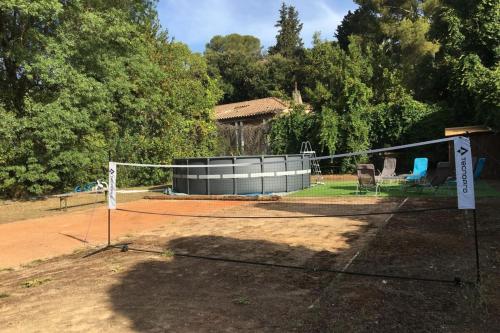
298,1,344,42
157,0,355,51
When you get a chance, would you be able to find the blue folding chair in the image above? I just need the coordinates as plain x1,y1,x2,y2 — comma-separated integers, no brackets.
474,158,486,180
406,158,428,182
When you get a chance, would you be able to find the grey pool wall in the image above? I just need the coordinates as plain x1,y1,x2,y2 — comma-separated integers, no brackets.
173,155,311,195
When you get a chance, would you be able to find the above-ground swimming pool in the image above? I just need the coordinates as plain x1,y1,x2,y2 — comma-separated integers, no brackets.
173,155,311,195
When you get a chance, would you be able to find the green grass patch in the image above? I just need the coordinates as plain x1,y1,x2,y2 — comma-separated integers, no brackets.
474,181,500,197
232,295,251,305
21,259,44,268
110,264,123,273
0,267,15,272
0,292,9,299
22,277,51,288
161,249,175,258
289,180,500,198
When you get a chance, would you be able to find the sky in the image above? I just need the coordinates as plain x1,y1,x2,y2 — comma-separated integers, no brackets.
157,0,358,53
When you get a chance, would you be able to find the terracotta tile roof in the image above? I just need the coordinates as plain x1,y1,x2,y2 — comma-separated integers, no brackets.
215,97,289,121
445,125,493,137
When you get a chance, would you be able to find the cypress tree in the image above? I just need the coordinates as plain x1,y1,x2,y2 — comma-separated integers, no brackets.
269,3,304,58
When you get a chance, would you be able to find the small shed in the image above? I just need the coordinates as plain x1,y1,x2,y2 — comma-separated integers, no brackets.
215,97,289,154
215,87,311,154
445,125,499,179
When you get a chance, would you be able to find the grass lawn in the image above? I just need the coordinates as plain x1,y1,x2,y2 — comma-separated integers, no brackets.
290,179,500,198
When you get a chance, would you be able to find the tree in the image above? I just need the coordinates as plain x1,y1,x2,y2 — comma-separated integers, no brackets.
350,0,440,92
204,34,268,103
269,3,304,58
205,34,262,57
0,0,221,196
304,37,373,169
335,6,381,50
269,105,318,154
369,96,446,148
263,53,298,98
427,0,500,128
204,5,308,103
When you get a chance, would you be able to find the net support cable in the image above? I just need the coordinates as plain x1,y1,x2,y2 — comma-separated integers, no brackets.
114,137,456,169
106,245,471,286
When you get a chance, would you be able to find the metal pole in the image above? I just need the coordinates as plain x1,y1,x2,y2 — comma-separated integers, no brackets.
472,209,480,284
108,150,112,247
107,208,111,247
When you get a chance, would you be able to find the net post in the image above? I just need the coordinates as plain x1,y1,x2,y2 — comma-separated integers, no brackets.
108,150,111,247
107,208,111,247
107,151,115,248
472,209,480,284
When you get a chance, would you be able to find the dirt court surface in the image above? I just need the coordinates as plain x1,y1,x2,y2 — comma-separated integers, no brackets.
0,199,247,267
0,197,499,332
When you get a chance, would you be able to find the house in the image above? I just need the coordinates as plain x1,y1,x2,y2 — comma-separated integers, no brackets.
215,97,289,154
215,88,309,154
215,97,290,125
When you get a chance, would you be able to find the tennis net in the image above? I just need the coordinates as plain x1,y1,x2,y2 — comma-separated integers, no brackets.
99,136,491,284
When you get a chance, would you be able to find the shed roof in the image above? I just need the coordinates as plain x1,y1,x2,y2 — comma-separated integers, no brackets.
214,97,289,121
444,125,493,137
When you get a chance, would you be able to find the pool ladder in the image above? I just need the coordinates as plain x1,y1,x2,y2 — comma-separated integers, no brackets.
300,141,323,184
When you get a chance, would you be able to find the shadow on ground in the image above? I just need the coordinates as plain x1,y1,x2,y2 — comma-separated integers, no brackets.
107,236,343,332
252,199,403,216
106,198,493,332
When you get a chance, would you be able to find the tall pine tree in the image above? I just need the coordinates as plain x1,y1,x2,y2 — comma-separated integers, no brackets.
269,3,304,58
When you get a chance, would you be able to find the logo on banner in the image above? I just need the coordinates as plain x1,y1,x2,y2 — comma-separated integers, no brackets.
108,162,117,209
454,137,475,210
459,156,469,193
457,146,468,156
109,168,115,182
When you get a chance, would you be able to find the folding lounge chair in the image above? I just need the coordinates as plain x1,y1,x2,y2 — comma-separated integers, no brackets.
406,161,450,193
376,157,396,182
427,162,452,191
447,157,485,184
356,164,380,195
474,158,486,180
406,157,428,182
472,157,478,171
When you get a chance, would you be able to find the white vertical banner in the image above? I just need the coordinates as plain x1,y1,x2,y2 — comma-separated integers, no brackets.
454,137,475,209
108,162,117,209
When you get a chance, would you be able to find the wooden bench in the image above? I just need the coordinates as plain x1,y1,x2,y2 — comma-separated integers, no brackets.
53,191,107,211
53,193,72,210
